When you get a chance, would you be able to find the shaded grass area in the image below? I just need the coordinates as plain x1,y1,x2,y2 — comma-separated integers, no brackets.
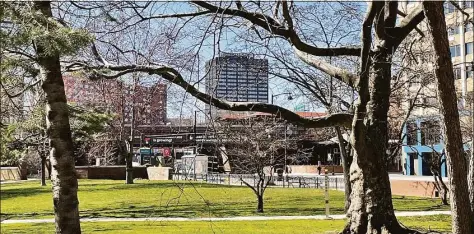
1,180,449,220
0,215,451,234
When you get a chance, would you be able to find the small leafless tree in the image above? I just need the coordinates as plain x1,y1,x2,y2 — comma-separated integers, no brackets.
219,116,301,213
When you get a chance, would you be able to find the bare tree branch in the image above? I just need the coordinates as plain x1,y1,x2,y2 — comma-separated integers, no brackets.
294,48,359,89
77,63,353,128
396,10,424,37
393,3,425,46
0,78,41,99
191,1,361,57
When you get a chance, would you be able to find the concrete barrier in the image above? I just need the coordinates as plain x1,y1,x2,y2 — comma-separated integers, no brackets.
390,180,446,198
288,165,343,174
75,166,148,180
147,167,172,180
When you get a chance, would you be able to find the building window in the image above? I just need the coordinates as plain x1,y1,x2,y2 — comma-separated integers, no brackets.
420,120,441,145
444,2,456,14
465,42,473,55
406,122,417,145
464,1,473,9
454,67,462,79
450,45,461,58
465,24,473,33
448,25,460,36
467,66,473,78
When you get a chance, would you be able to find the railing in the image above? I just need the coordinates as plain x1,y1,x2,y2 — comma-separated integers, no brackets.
171,173,345,190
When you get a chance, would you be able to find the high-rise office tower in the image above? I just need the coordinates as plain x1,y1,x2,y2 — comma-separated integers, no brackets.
204,53,269,119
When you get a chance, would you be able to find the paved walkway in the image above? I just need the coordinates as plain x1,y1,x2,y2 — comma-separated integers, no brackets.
1,211,451,224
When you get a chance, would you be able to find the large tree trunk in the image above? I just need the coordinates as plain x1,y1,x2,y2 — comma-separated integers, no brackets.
343,3,412,232
344,53,411,234
34,2,81,233
423,2,473,234
469,69,474,216
335,126,351,213
470,133,474,215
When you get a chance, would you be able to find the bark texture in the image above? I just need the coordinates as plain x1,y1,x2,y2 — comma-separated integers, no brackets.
344,53,409,234
470,139,474,215
343,2,418,233
470,144,474,215
423,2,473,234
470,70,474,216
34,2,81,233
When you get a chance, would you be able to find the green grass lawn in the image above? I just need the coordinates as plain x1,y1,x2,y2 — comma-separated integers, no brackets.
1,179,449,220
0,215,451,234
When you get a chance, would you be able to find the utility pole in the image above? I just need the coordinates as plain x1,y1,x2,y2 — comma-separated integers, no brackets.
126,75,138,184
271,92,293,105
194,111,197,154
324,169,331,219
284,122,287,188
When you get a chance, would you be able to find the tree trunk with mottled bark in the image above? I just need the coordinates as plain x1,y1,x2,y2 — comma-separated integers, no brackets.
344,51,411,234
470,138,474,215
343,3,415,233
423,2,473,233
34,2,81,233
470,68,474,217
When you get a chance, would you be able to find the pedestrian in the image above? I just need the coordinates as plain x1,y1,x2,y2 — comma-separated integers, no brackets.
317,165,321,175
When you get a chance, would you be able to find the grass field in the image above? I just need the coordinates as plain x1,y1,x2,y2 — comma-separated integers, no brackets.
1,215,451,234
0,180,449,220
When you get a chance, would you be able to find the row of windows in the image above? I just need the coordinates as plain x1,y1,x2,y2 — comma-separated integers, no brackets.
217,85,268,89
447,24,473,36
217,93,267,98
216,89,268,93
450,42,473,58
445,1,472,14
406,121,441,146
220,70,267,74
220,81,268,85
454,66,474,79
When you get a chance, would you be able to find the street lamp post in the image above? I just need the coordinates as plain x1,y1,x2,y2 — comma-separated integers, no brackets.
194,111,198,154
271,92,293,105
284,124,293,187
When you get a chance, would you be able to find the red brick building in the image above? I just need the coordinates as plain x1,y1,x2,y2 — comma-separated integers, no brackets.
63,75,167,125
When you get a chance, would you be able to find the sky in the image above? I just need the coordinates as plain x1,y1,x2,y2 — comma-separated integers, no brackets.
62,2,365,121
157,2,365,120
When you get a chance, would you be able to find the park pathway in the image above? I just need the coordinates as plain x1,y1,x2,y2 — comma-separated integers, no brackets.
1,211,451,224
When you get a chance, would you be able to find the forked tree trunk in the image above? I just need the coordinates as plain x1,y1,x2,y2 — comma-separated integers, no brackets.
344,54,411,233
423,2,474,233
34,2,81,233
343,3,416,228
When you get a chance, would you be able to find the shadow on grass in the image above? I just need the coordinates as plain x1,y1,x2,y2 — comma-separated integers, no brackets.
0,187,51,201
2,201,343,220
